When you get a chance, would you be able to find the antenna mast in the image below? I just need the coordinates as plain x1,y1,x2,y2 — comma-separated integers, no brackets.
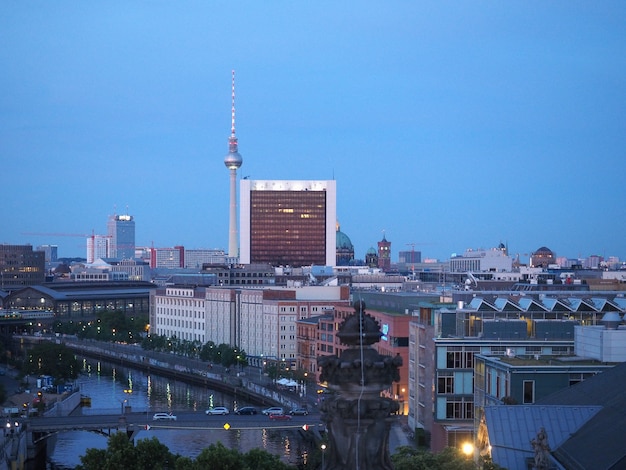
228,70,239,154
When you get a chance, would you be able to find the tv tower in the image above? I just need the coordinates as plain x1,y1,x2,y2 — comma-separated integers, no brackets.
224,70,243,259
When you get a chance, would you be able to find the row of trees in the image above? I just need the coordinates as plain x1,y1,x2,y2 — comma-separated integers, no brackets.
141,335,248,370
22,342,79,381
77,434,499,470
78,433,296,470
391,446,503,470
54,311,148,343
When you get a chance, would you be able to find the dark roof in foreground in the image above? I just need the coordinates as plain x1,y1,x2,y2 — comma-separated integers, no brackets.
485,405,601,470
536,360,626,470
486,361,626,470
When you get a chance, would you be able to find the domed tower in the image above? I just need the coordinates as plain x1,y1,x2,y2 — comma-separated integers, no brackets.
365,246,378,268
530,246,555,268
336,221,355,266
224,70,243,259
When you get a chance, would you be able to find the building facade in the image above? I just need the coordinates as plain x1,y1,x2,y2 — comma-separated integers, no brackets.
0,244,45,290
184,249,226,268
449,246,513,273
87,235,110,263
239,180,337,267
36,245,58,263
150,285,350,366
149,246,185,269
422,292,626,453
4,282,153,319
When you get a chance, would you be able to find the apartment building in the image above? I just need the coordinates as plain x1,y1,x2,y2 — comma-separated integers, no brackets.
423,292,626,452
150,285,350,366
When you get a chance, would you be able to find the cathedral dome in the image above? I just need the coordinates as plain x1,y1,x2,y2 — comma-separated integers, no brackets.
336,222,355,266
336,230,354,250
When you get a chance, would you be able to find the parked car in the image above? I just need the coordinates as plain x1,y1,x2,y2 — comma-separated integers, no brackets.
235,406,258,415
289,408,309,416
269,413,292,421
262,406,284,415
153,412,177,421
205,406,230,415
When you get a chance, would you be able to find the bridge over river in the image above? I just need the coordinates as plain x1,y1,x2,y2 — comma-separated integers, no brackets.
27,409,323,442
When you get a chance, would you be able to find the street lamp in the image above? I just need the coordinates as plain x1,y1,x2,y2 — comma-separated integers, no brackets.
122,389,132,414
321,443,327,468
462,441,474,461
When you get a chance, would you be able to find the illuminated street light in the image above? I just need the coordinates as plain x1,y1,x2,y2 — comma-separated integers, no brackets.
462,441,474,458
321,443,327,468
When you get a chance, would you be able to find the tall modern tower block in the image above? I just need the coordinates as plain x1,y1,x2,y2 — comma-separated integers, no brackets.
224,70,243,259
239,180,337,267
107,214,135,260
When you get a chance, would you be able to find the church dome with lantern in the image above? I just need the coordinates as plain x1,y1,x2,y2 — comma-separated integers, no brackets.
336,222,355,266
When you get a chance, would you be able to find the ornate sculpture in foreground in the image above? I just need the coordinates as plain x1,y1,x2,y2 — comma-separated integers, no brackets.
531,427,551,470
318,300,402,469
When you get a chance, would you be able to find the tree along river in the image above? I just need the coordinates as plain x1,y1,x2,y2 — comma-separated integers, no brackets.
47,356,314,469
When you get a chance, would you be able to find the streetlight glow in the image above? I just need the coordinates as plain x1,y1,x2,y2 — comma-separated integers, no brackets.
462,442,474,457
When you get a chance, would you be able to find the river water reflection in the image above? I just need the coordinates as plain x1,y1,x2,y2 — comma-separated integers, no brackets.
48,356,311,469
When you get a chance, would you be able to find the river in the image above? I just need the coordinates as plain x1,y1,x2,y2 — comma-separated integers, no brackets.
47,357,313,469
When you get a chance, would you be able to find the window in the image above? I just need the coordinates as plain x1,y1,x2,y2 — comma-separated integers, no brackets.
391,337,409,347
437,375,454,394
523,380,535,404
445,399,474,419
464,351,476,369
446,350,462,369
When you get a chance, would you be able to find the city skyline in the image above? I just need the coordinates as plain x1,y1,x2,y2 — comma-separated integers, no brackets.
2,2,625,262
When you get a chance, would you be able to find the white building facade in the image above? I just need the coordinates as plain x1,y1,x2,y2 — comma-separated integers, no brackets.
150,285,350,364
449,247,513,273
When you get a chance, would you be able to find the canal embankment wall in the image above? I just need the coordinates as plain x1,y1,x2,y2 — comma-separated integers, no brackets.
60,340,302,411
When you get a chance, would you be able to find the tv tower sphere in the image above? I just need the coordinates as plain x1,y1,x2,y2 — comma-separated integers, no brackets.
224,149,242,169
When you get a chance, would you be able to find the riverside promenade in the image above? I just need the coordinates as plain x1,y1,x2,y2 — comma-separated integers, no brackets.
11,336,415,456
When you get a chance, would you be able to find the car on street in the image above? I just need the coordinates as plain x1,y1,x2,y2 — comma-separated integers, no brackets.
262,406,284,415
269,413,292,421
235,406,258,415
152,412,177,421
289,407,309,416
205,406,230,415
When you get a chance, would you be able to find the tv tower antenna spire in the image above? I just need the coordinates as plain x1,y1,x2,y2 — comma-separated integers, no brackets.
229,69,238,151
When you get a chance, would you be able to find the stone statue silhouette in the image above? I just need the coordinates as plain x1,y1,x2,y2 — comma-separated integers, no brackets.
530,427,550,470
318,301,401,469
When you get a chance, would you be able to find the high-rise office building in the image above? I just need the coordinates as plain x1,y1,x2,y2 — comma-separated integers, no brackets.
224,70,243,259
239,180,337,267
107,214,135,260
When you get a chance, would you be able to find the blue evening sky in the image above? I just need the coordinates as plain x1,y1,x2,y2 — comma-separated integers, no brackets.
1,2,625,263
